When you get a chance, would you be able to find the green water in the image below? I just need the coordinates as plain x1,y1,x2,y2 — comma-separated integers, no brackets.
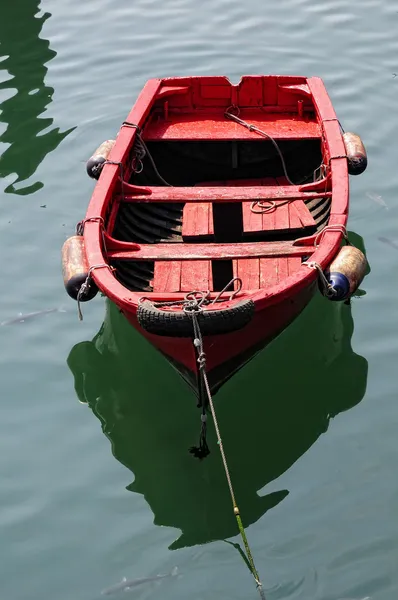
0,1,397,599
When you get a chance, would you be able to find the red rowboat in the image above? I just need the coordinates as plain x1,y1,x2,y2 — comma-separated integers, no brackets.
63,75,368,398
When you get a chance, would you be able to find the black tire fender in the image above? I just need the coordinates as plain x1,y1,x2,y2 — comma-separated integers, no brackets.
137,298,255,337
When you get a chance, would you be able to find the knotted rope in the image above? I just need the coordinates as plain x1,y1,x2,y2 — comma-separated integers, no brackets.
183,292,266,599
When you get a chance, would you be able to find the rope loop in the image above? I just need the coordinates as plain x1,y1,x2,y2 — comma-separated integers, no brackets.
314,224,350,248
131,157,144,174
225,104,241,117
130,127,172,186
303,260,337,298
250,200,277,214
183,290,210,313
76,264,115,321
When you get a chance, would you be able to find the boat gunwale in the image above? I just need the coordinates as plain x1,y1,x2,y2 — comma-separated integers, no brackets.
83,75,348,314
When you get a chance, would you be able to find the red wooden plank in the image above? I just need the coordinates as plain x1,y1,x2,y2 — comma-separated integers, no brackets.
306,77,337,122
233,259,260,289
242,201,263,232
238,77,264,107
277,257,289,281
153,261,182,292
182,202,214,239
143,112,321,141
263,76,278,105
290,200,317,228
261,203,276,232
287,257,302,276
120,184,331,203
107,240,314,261
180,261,213,291
260,258,279,287
288,201,302,230
259,256,301,288
274,202,290,231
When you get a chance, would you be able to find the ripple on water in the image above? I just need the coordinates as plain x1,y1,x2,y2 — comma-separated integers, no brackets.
1,0,398,599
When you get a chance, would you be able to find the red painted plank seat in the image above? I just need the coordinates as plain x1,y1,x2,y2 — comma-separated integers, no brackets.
233,256,302,290
153,260,213,292
182,191,214,241
143,112,321,141
178,177,316,291
181,178,317,241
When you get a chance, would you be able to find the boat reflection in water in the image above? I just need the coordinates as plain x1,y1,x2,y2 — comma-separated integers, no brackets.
67,232,368,551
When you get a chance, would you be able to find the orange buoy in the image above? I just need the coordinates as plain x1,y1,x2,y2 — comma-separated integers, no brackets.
62,235,98,301
343,132,367,175
325,245,368,301
86,139,115,179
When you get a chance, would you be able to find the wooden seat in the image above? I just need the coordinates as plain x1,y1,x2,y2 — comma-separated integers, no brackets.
233,256,302,290
153,260,213,292
153,256,302,292
181,178,317,241
143,112,321,141
182,201,214,241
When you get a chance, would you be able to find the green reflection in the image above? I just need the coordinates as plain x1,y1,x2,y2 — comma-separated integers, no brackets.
67,233,369,551
0,2,75,195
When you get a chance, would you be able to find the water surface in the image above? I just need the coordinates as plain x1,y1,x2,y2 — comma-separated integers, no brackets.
0,1,397,599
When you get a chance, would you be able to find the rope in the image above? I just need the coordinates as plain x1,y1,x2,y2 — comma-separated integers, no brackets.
225,106,296,186
76,264,115,321
224,106,328,214
250,198,292,214
303,225,351,299
314,224,350,248
183,294,266,599
303,260,336,298
123,122,173,187
143,278,243,310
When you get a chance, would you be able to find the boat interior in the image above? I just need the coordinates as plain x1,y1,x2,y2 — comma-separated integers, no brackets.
106,78,333,296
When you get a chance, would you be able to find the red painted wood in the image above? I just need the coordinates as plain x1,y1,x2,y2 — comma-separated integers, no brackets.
290,200,317,228
107,199,120,235
258,256,302,287
261,201,275,232
107,240,314,261
287,257,302,275
120,184,331,203
274,202,290,231
156,85,190,100
306,77,337,121
277,257,289,281
182,202,214,239
153,261,182,292
143,112,321,141
260,258,279,287
330,159,348,215
233,259,260,289
238,77,264,106
242,201,263,232
288,201,302,230
181,260,213,291
323,120,346,158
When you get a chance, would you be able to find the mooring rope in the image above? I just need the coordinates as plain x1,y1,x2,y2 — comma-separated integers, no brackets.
183,295,266,599
224,105,327,203
123,122,173,187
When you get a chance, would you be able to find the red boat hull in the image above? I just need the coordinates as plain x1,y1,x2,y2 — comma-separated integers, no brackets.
121,280,317,395
70,74,368,397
